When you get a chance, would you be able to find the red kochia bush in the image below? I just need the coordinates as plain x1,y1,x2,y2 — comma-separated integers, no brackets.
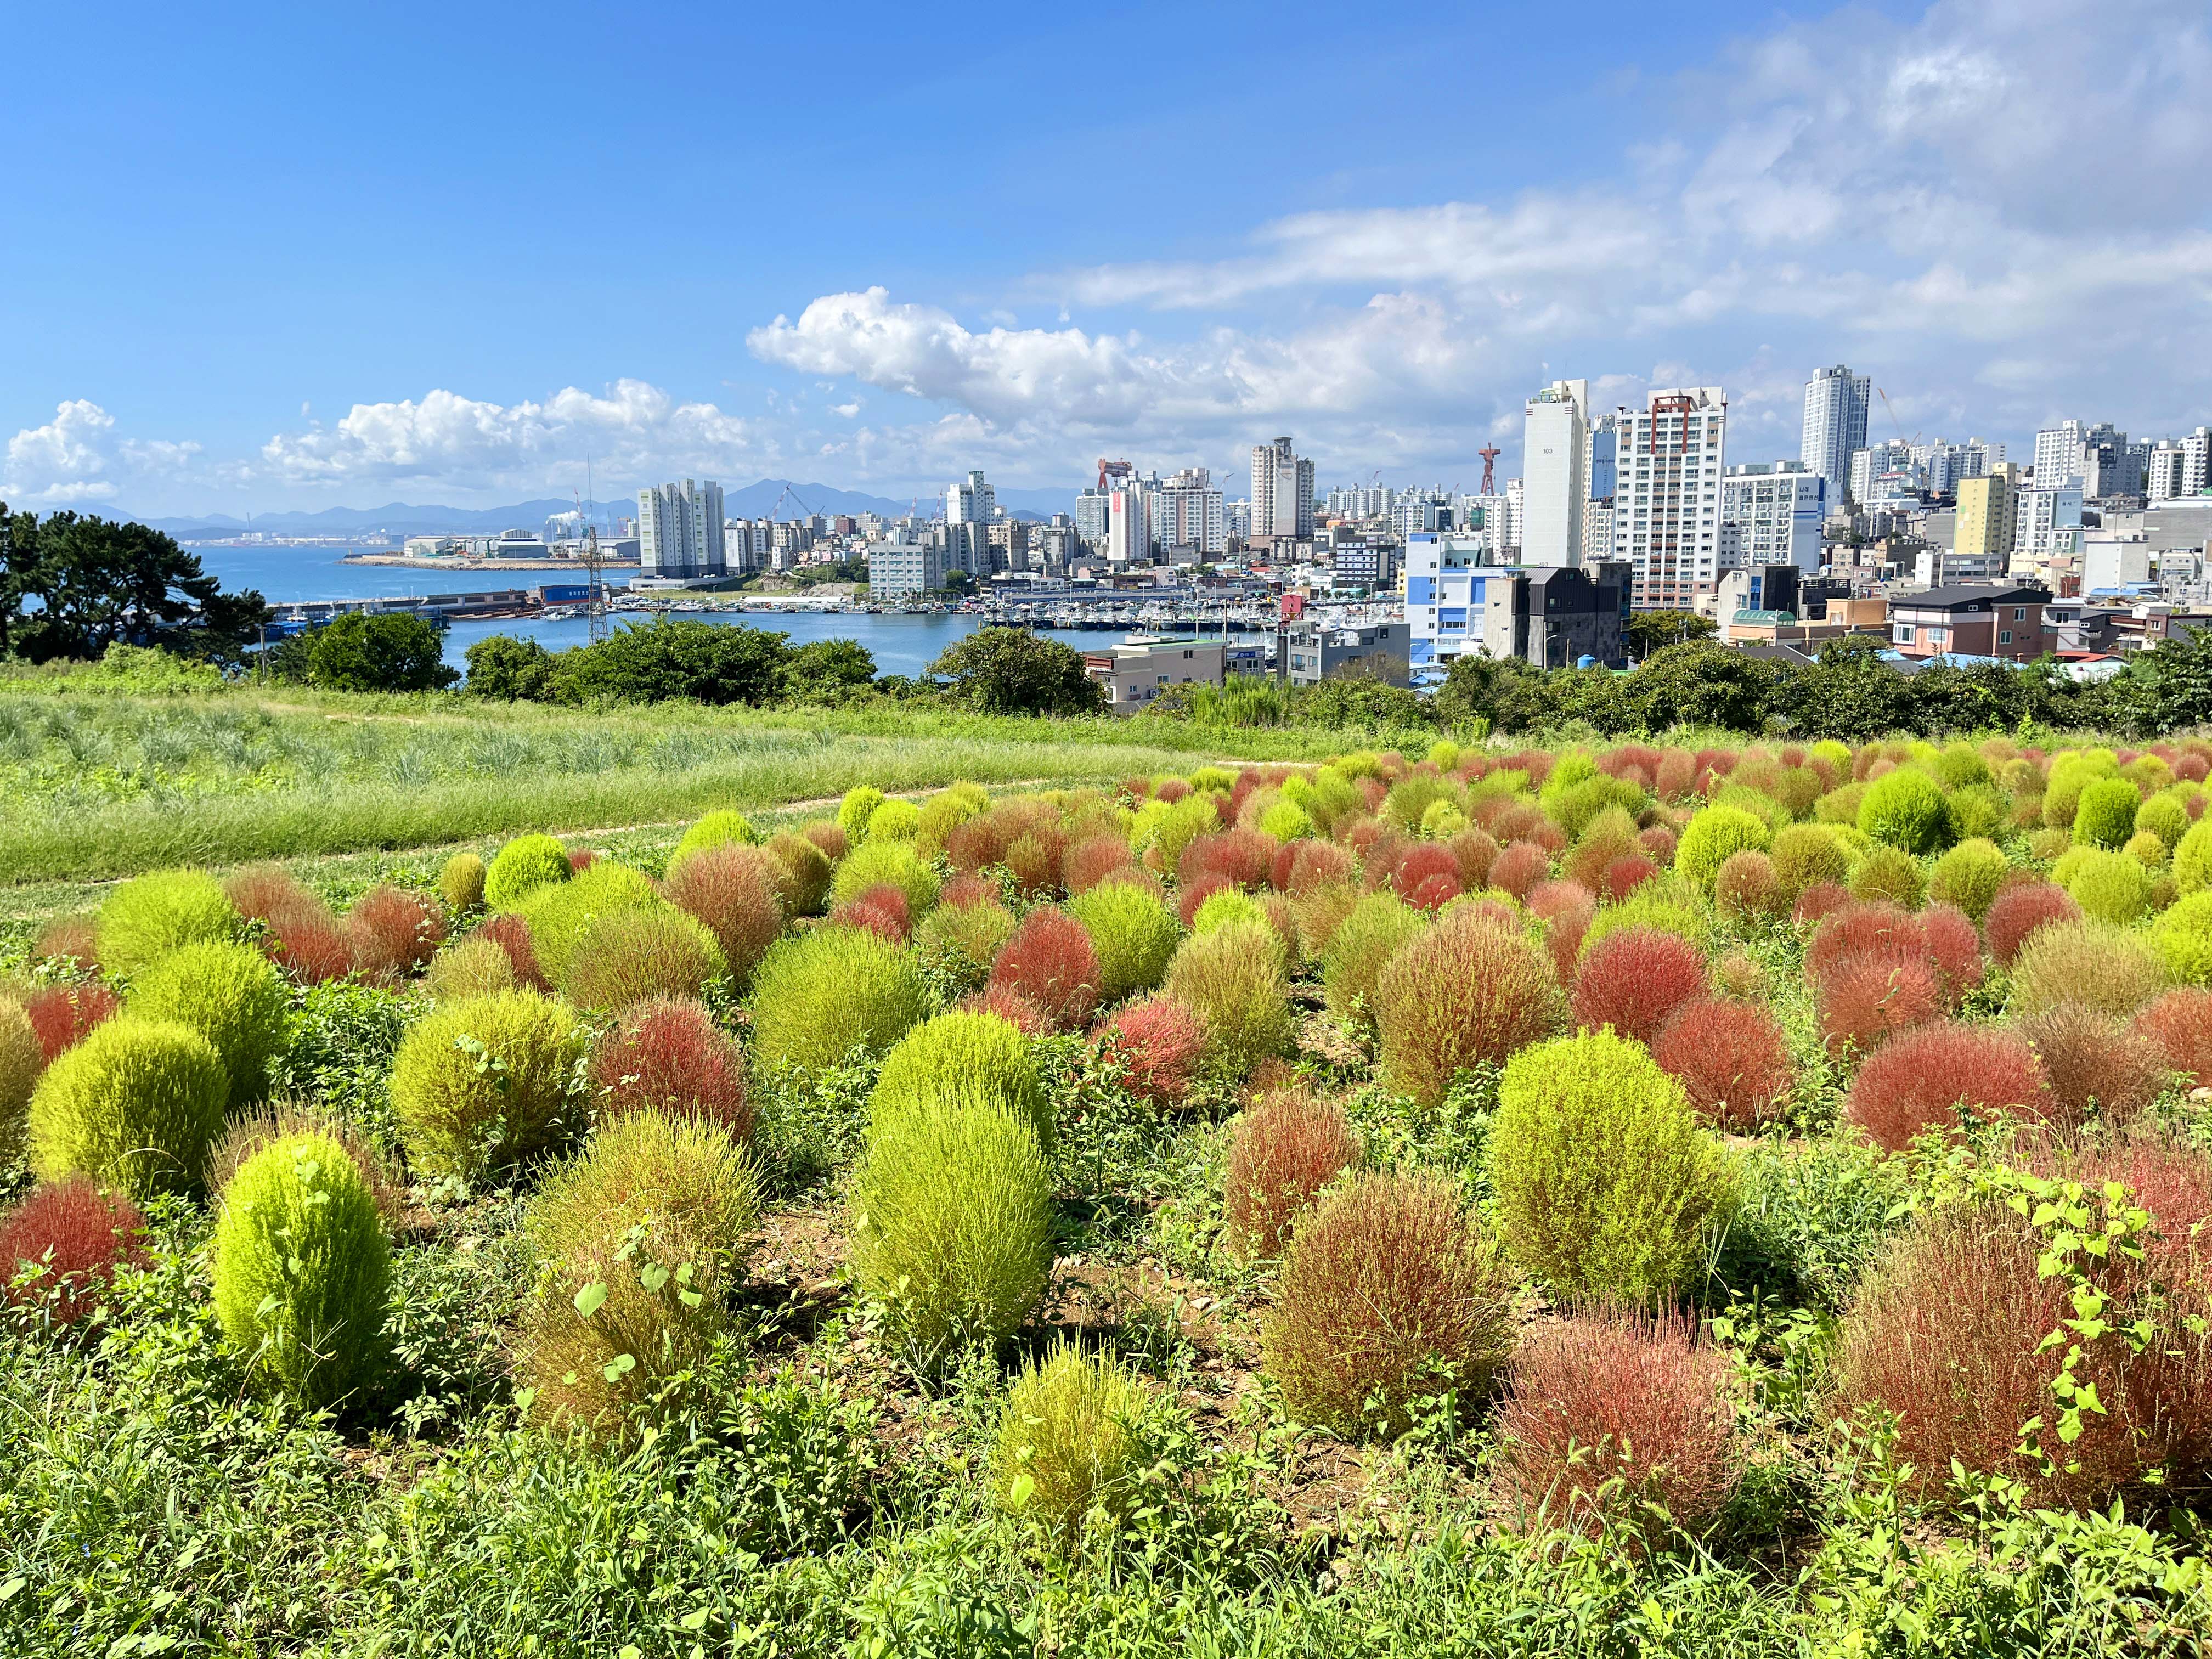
1920,902,1984,1006
1715,851,1786,922
1223,1085,1361,1258
346,884,447,984
988,909,1102,1032
834,883,912,944
1176,871,1234,929
1983,882,2084,968
1279,838,1355,895
1064,834,1135,896
2134,988,2212,1087
1846,1022,2052,1150
800,819,848,864
2017,1005,2169,1130
590,996,751,1139
1805,903,1927,989
1182,828,1278,893
1392,843,1462,908
939,873,1001,909
958,981,1054,1038
270,912,356,984
479,912,551,991
1488,840,1551,900
225,864,317,925
1,1176,150,1326
1818,954,1944,1058
666,843,787,986
1494,1308,1739,1536
1571,927,1706,1046
34,915,99,967
1527,881,1596,985
567,849,597,873
1792,881,1850,929
1098,992,1210,1107
20,982,122,1064
1652,997,1795,1130
1599,855,1657,904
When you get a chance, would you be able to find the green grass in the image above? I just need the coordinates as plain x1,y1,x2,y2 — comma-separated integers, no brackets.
0,686,1349,885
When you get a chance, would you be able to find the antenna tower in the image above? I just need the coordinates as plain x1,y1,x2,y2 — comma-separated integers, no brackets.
1477,444,1502,495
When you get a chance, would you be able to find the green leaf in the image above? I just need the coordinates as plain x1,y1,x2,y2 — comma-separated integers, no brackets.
572,1280,608,1319
1007,1472,1036,1511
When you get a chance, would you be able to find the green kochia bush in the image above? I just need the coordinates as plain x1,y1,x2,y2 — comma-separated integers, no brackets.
211,1130,392,1407
831,840,942,918
1856,769,1954,855
388,990,588,1178
669,809,759,870
28,1015,229,1197
991,1342,1152,1546
748,926,931,1073
2174,818,2212,894
1488,1029,1734,1303
1067,882,1181,1004
1928,837,2010,921
0,997,39,1166
509,861,661,985
870,1010,1048,1147
837,785,888,842
850,1099,1054,1373
439,851,487,912
96,868,241,975
483,833,573,907
1675,806,1770,890
128,938,291,1107
2072,778,2143,850
558,906,726,1011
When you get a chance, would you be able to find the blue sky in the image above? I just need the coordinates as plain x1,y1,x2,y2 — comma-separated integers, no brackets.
4,0,2208,515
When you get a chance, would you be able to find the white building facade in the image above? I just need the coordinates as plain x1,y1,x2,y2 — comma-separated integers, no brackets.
1719,460,1827,573
1152,467,1225,556
2034,420,2087,489
1521,378,1589,566
1403,531,1507,669
637,478,725,579
1801,364,1870,503
948,470,996,527
1612,387,1727,606
1250,436,1314,541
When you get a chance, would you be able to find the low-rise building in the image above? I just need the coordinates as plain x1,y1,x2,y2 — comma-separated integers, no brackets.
1283,620,1411,686
1485,563,1634,668
865,537,945,600
1082,635,1227,714
1886,582,2052,663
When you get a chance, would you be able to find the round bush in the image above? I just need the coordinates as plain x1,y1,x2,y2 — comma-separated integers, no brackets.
560,905,726,1012
1223,1084,1361,1259
128,938,290,1108
1068,882,1182,1005
2009,919,2167,1018
212,1130,391,1407
1374,907,1565,1107
1570,927,1706,1047
1192,887,1271,938
2072,778,2143,849
97,869,241,976
438,852,487,913
837,785,888,842
1715,850,1787,922
1984,882,2081,967
850,1099,1053,1373
1675,806,1771,890
669,809,760,872
1494,1307,1739,1537
1856,769,1953,855
1651,997,1795,1130
765,831,835,917
2056,846,2153,925
0,1176,150,1327
1927,838,2010,921
1163,919,1295,1077
1262,1170,1516,1439
1097,994,1210,1108
483,833,573,908
0,997,42,1167
388,990,587,1178
1847,846,1925,909
831,840,941,919
509,861,660,986
866,798,923,844
345,884,447,985
1488,1029,1732,1302
2136,792,2191,850
528,1107,759,1276
1816,953,1944,1058
748,926,931,1073
912,897,1016,995
871,1011,1048,1148
990,1342,1151,1545
1845,1022,2051,1152
988,909,1102,1033
2150,891,2212,985
656,843,785,991
2136,988,2212,1086
207,1103,404,1231
2017,1004,2168,1130
28,1017,228,1198
591,996,750,1138
916,783,990,855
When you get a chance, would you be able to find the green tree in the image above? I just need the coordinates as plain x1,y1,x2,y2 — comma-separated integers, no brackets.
306,612,460,692
927,627,1105,716
2104,624,2212,736
464,633,556,699
1624,608,1717,659
786,637,877,698
549,617,794,706
1,506,269,665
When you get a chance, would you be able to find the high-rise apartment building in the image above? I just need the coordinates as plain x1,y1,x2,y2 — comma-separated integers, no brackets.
1152,467,1225,556
1801,365,1870,502
1250,436,1314,542
1612,387,1728,605
2015,481,2084,558
1719,460,1826,573
1106,486,1149,566
1954,464,2019,562
1073,487,1110,556
2080,424,2149,500
1849,441,1922,504
2148,429,2212,501
1521,379,1589,566
947,469,996,526
637,478,725,579
2034,420,2087,489
1587,413,1618,499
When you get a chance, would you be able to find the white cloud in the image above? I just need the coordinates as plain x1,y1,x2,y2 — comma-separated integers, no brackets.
4,399,119,503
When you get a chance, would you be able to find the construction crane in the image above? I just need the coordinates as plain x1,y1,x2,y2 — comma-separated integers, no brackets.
1876,387,1921,448
1097,458,1134,491
1477,444,1502,495
770,482,820,522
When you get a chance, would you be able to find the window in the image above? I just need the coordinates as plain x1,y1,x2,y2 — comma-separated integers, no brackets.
1895,624,1916,644
2013,607,2026,621
1999,630,2013,645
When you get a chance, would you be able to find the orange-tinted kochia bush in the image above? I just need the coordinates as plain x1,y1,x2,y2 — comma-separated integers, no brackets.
1845,1022,2051,1150
1570,927,1706,1047
1223,1085,1359,1259
1374,907,1567,1106
1651,997,1795,1130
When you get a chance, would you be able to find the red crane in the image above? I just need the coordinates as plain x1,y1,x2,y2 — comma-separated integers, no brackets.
1477,444,1502,495
1097,458,1134,491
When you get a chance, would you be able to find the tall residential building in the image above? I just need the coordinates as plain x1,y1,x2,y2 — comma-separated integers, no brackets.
636,478,725,579
1587,412,1618,499
2034,420,2087,488
1611,386,1728,605
1954,464,2019,561
2148,429,2212,501
1073,487,1110,555
1719,460,1826,573
1801,365,1870,501
2015,481,2084,557
2080,424,2149,500
1152,467,1226,556
1250,436,1314,542
1106,486,1149,566
723,518,772,573
1521,378,1589,566
947,469,996,526
1849,441,1921,504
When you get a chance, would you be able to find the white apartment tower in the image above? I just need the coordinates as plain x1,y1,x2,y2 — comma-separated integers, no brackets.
1801,365,1870,503
948,469,996,526
1152,467,1225,556
637,478,725,579
2034,421,2087,489
1521,379,1588,566
1719,460,1826,573
1612,387,1728,606
1106,486,1149,566
1250,437,1314,543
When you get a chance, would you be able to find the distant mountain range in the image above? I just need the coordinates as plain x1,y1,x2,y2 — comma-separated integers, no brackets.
139,477,1079,540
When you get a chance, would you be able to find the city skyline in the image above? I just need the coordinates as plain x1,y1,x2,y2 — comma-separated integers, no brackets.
4,0,2209,517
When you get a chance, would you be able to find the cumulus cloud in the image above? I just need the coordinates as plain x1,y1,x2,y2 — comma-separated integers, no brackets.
3,400,121,503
